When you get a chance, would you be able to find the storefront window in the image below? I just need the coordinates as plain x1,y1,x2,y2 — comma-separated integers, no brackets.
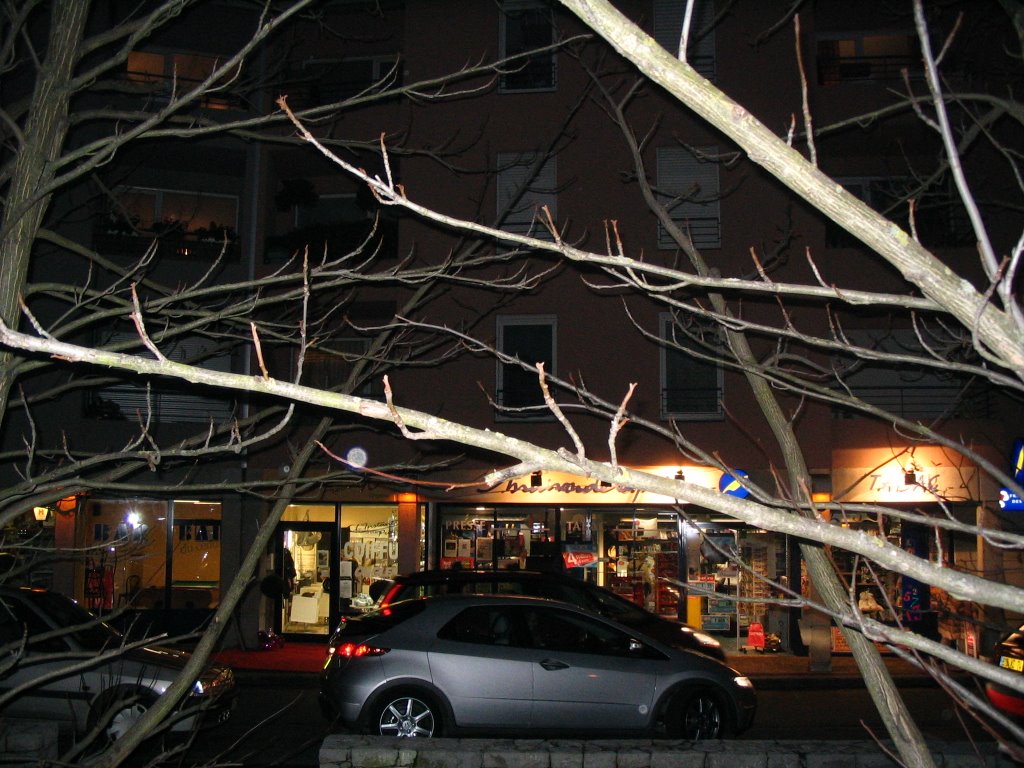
340,505,400,599
278,503,400,635
171,501,221,609
81,499,221,612
600,512,680,617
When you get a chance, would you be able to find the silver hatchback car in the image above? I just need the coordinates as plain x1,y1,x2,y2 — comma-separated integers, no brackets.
321,594,755,739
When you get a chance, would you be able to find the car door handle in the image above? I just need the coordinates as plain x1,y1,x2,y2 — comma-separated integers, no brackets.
539,659,569,671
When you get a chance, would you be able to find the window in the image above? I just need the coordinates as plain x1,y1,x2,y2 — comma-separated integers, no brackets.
298,338,384,398
656,146,721,249
266,190,398,263
496,153,557,241
833,329,992,420
660,313,723,420
87,332,236,423
496,315,556,417
439,606,524,646
499,1,556,92
825,177,971,249
290,55,401,105
336,55,401,98
102,186,238,259
84,499,223,611
126,50,241,109
653,0,716,79
816,33,920,85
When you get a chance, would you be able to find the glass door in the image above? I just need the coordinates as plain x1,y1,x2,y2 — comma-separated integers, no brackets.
278,523,335,637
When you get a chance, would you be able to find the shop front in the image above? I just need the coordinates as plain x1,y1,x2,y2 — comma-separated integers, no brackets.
271,497,424,639
826,446,987,654
428,467,797,651
72,497,225,636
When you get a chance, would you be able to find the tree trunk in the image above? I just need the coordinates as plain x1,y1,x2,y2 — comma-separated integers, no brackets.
0,1,89,421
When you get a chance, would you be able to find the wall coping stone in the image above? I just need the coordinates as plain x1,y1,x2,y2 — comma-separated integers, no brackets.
320,736,1012,768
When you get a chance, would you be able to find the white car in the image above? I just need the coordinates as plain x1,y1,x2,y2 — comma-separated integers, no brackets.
0,586,235,747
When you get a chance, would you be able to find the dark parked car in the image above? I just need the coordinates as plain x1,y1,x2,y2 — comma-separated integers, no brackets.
373,568,726,661
321,594,756,739
985,622,1024,721
0,586,236,745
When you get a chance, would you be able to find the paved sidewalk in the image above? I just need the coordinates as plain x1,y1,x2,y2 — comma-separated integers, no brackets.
726,650,935,689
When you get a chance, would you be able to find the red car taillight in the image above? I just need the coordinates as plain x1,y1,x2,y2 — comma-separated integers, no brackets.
329,642,389,658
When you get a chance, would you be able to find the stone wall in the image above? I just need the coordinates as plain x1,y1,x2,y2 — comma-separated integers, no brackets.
320,736,1011,768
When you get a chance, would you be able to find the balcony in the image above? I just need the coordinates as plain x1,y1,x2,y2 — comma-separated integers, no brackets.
833,384,993,420
93,228,238,262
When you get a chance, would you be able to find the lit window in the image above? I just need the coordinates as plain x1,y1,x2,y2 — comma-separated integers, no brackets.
499,1,556,92
107,186,238,250
816,33,919,85
496,315,556,418
653,0,717,79
496,152,557,241
660,313,723,420
127,50,240,109
656,146,721,250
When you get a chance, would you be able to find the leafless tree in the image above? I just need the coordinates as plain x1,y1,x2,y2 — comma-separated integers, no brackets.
2,1,1023,767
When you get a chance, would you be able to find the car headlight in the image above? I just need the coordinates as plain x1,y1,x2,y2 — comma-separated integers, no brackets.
733,675,754,688
193,666,235,696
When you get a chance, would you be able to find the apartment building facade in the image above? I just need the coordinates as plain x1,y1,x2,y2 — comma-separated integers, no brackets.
12,0,1019,656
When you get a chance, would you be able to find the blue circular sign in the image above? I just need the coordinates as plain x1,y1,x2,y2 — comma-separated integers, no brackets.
719,470,750,498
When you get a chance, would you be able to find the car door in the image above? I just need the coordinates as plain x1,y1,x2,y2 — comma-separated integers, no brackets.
0,593,89,724
428,604,534,728
524,605,660,732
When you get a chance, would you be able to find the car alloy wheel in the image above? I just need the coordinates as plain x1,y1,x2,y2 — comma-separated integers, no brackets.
377,695,437,737
668,688,724,740
88,687,160,745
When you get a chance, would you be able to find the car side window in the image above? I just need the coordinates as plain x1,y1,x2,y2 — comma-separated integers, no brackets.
523,606,620,655
438,606,524,647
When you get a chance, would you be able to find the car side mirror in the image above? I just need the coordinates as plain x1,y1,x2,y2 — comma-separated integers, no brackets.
628,638,644,654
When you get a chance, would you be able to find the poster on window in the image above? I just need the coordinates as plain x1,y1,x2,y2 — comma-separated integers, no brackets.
476,537,493,562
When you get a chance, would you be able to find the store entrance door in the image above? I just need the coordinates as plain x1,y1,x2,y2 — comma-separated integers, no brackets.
278,523,335,637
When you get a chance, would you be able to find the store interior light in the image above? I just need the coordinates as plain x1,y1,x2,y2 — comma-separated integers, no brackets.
811,492,832,503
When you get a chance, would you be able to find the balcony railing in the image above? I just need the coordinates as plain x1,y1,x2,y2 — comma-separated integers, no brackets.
833,384,993,420
661,386,723,419
817,55,922,85
94,229,238,262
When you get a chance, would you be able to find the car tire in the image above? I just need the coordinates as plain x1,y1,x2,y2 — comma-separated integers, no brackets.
87,686,161,746
664,686,731,740
371,691,441,737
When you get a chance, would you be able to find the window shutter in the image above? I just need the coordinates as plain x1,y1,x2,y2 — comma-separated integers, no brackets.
497,153,557,240
653,0,716,79
656,146,721,249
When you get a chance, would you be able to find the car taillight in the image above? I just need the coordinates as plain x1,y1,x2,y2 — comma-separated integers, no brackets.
330,642,389,658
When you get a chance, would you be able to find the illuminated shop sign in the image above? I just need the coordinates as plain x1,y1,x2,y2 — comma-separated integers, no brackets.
463,467,722,505
832,447,980,503
998,439,1024,512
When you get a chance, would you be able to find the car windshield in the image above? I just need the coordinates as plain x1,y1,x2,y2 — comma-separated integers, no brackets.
28,590,125,651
